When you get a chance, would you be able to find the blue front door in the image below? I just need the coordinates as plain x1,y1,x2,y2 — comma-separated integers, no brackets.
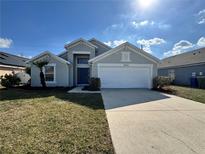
77,68,89,84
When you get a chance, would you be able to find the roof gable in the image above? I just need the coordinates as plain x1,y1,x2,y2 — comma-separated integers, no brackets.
27,51,70,65
89,38,112,50
89,42,160,64
64,38,98,50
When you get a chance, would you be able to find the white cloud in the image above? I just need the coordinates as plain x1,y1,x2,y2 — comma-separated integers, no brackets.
104,39,126,47
198,19,205,24
103,23,124,33
104,20,170,35
163,50,181,57
0,38,13,48
198,9,205,15
104,41,112,47
164,40,194,57
137,38,166,46
131,20,154,28
164,37,205,57
197,9,205,24
17,54,33,59
137,38,166,53
158,23,171,30
113,40,126,46
197,37,205,47
65,41,70,44
131,20,171,29
110,24,123,29
173,40,194,51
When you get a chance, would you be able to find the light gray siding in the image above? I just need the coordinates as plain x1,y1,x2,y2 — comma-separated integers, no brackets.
158,64,205,86
67,43,95,59
63,43,96,86
91,47,158,78
31,55,69,87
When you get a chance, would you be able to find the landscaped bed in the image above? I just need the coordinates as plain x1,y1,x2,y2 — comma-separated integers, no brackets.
0,88,114,153
161,85,205,104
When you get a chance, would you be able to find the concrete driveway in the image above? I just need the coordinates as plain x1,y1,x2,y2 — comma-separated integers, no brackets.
101,89,205,154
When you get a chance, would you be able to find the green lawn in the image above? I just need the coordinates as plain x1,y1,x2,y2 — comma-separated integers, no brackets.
0,88,114,153
169,85,205,104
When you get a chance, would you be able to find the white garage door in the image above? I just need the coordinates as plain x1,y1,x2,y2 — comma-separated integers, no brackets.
98,64,152,88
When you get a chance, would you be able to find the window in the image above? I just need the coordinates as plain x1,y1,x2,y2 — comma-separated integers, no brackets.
121,52,130,62
77,57,89,64
44,64,56,83
199,72,203,76
192,72,196,77
168,69,175,80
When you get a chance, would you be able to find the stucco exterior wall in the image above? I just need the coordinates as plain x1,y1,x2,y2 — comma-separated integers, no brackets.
91,47,158,78
68,43,95,58
63,43,96,86
158,64,205,86
57,40,112,86
31,55,69,87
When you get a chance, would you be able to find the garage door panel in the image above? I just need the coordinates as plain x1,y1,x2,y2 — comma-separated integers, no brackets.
98,65,151,88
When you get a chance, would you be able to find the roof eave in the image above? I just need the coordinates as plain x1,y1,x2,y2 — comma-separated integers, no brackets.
88,38,112,50
26,51,70,65
64,38,98,50
89,42,160,64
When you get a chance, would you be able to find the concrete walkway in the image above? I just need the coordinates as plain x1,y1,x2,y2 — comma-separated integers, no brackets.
68,87,101,93
101,89,205,154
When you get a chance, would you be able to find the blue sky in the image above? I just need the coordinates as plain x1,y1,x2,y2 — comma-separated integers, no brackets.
0,0,205,59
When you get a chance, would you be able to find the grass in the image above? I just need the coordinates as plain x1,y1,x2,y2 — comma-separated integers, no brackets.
0,87,114,154
166,85,205,104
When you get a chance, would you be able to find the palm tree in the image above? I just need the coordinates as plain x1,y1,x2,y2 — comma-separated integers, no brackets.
33,61,49,88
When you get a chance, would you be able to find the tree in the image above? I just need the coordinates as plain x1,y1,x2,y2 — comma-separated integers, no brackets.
33,61,49,88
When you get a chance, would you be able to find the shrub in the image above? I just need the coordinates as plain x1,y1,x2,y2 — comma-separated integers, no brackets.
0,73,21,88
197,76,205,89
89,77,101,91
153,76,172,90
82,77,101,91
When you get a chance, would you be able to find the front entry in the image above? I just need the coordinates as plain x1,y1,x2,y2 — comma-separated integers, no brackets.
76,55,90,85
77,68,89,84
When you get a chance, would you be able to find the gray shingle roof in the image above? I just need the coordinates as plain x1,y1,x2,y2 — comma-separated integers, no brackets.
159,47,205,68
0,51,29,67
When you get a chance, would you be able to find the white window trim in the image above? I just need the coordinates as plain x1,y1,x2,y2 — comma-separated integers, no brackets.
43,63,56,84
192,72,196,77
77,56,89,65
121,52,131,62
73,51,91,54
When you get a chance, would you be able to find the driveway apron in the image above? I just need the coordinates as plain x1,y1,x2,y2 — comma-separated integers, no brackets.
101,89,205,154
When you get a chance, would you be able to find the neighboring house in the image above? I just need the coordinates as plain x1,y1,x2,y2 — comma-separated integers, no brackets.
0,51,29,77
158,47,205,86
27,38,159,89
